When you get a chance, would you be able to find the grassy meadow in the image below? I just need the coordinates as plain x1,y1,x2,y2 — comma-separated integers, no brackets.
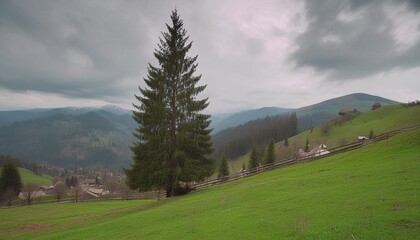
19,168,52,186
229,104,420,174
1,127,419,239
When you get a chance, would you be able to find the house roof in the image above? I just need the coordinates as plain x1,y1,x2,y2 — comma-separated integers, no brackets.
19,191,46,199
81,190,99,198
81,179,96,185
88,188,103,195
339,109,348,115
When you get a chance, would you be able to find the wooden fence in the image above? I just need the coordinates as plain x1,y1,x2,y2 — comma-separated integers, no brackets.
5,125,418,208
192,124,420,190
8,190,166,207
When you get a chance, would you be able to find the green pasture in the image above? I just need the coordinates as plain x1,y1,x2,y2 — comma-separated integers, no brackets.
228,104,420,174
19,168,52,186
296,104,420,148
1,128,418,239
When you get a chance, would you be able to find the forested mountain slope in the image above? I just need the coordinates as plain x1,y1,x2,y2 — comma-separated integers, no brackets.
0,111,135,169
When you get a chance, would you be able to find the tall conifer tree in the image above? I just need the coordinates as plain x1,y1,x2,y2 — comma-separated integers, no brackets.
249,147,259,169
0,160,23,201
218,155,230,178
264,140,275,164
125,10,213,197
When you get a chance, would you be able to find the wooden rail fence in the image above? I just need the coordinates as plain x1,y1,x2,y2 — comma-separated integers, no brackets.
192,124,420,190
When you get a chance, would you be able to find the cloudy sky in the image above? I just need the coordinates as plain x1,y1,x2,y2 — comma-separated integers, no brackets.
0,0,419,114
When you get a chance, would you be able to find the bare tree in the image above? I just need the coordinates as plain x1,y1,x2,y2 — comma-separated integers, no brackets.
103,176,118,194
53,181,67,203
71,185,82,202
2,187,16,206
119,182,133,200
21,183,39,205
321,122,331,136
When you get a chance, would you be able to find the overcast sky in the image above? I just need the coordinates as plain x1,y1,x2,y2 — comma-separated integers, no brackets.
0,0,419,114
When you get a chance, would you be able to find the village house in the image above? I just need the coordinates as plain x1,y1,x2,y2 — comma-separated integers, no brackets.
296,144,330,159
338,109,348,116
78,182,108,200
371,102,382,110
357,136,369,141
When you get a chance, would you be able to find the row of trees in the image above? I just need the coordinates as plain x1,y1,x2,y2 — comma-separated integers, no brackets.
217,139,276,178
0,155,43,176
212,113,297,160
249,140,276,169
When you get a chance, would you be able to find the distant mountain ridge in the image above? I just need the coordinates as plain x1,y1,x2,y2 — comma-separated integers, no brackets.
0,109,135,169
0,93,400,169
211,93,399,133
0,105,131,125
295,93,398,115
210,107,291,133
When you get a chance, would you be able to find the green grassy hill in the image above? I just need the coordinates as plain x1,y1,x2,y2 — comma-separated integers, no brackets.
294,104,420,148
228,104,420,174
0,167,52,186
211,93,398,134
19,168,52,185
295,92,399,116
1,126,418,239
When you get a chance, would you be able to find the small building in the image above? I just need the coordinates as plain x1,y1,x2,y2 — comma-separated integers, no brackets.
338,109,348,116
18,190,46,200
296,144,330,159
38,185,52,191
311,144,330,157
296,149,309,158
372,102,382,110
313,148,330,157
80,179,97,187
80,190,99,200
357,136,368,141
88,187,104,195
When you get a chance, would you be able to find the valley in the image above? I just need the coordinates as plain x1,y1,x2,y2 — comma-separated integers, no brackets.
1,121,418,239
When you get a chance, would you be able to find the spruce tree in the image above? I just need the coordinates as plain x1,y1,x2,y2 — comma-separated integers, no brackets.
264,140,275,164
369,129,374,139
304,138,310,152
218,155,230,178
0,160,23,203
125,10,214,197
249,147,259,169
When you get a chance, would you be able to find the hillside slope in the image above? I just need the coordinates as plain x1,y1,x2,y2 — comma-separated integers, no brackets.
0,111,135,169
0,105,130,126
0,94,404,169
286,104,420,151
229,104,420,174
295,92,398,116
211,107,291,133
19,168,52,185
211,93,399,133
1,127,418,239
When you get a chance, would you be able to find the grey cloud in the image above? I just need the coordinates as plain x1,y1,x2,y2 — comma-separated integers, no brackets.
0,0,163,99
290,0,420,80
0,0,418,112
245,38,265,57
